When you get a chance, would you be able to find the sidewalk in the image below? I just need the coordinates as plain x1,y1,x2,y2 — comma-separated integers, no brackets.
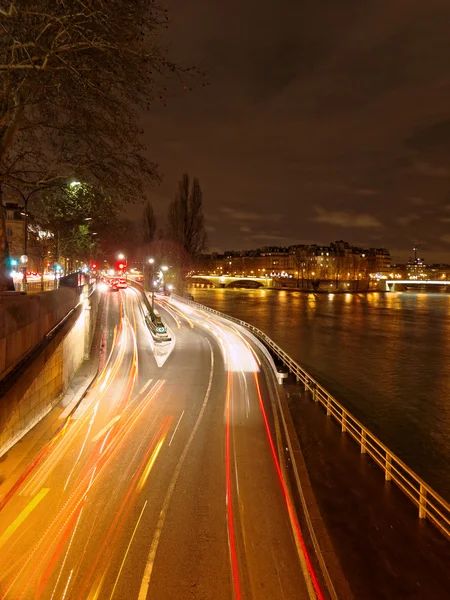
285,382,450,599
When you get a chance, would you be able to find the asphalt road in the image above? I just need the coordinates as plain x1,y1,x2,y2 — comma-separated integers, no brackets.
0,288,325,599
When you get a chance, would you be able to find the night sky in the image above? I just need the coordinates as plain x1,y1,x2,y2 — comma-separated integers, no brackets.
142,0,450,263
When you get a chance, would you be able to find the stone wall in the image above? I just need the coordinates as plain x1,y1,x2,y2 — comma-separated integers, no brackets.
0,288,100,457
0,287,80,379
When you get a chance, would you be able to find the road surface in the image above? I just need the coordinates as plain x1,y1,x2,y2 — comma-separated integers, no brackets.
0,288,326,599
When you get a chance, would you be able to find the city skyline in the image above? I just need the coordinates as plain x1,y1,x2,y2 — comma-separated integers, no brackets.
141,0,450,263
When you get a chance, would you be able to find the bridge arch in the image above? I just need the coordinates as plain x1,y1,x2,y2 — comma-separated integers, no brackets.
224,278,264,288
186,274,272,288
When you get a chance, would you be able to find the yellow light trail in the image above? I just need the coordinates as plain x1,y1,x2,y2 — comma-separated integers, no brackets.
91,415,122,443
4,383,166,597
137,426,170,491
0,487,49,550
164,300,194,328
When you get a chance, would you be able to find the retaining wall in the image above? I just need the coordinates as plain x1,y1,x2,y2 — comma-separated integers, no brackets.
0,287,80,379
0,288,100,457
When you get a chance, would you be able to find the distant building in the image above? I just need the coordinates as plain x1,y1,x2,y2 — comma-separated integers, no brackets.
367,247,391,276
193,240,392,288
4,202,24,259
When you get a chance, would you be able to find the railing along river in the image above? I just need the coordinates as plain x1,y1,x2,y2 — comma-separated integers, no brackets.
173,293,450,541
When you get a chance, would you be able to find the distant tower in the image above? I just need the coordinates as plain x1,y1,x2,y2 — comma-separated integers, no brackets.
413,241,422,264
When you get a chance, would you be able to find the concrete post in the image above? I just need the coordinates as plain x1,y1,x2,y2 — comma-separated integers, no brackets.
419,485,427,519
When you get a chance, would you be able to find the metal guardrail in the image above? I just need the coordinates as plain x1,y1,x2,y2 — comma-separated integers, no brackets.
172,293,450,541
14,280,56,293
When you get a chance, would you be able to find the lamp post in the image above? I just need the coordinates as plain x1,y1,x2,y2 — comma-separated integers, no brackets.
147,260,168,318
145,257,154,293
160,265,168,294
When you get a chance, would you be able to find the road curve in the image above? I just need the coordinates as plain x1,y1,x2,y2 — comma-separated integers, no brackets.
0,287,327,600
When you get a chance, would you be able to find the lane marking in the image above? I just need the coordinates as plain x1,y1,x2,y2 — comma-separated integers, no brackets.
91,415,122,443
168,410,185,447
138,378,154,397
108,500,148,600
0,488,50,550
138,339,215,600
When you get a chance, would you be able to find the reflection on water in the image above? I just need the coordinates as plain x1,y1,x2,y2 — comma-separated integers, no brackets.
192,288,450,500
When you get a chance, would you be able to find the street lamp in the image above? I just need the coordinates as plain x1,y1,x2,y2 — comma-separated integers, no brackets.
143,257,155,292
147,261,169,317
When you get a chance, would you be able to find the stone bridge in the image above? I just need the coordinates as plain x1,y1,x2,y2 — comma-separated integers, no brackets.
186,274,273,288
385,279,450,291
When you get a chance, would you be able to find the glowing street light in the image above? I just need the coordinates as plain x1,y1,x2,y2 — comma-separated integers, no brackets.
117,253,125,260
70,181,81,188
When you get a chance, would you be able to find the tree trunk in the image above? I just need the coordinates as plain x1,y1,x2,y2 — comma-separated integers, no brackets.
40,258,45,292
0,182,16,291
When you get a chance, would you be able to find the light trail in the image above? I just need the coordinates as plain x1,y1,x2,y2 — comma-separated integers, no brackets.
108,500,148,600
164,299,195,328
91,415,122,443
1,380,166,598
252,371,324,600
138,339,215,600
138,378,154,397
137,422,171,491
17,298,131,499
61,568,74,600
81,417,172,599
225,369,242,600
49,506,84,600
0,488,49,550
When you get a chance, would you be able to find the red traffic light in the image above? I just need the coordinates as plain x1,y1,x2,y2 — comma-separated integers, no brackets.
92,263,97,270
118,263,125,270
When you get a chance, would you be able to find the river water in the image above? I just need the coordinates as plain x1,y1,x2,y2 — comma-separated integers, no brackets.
190,288,450,501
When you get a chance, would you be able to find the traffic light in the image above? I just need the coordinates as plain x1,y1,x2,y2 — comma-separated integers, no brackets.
91,263,98,270
116,261,125,271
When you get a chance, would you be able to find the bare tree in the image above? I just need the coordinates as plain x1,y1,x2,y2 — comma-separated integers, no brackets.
292,246,308,288
167,174,207,274
143,202,157,247
0,1,200,288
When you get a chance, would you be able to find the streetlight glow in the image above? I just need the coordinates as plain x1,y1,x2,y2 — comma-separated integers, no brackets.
161,265,168,272
117,253,125,260
148,258,154,264
70,181,81,187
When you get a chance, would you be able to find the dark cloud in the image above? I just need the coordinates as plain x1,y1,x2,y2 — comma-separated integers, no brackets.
397,214,420,227
312,207,383,229
142,0,450,260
